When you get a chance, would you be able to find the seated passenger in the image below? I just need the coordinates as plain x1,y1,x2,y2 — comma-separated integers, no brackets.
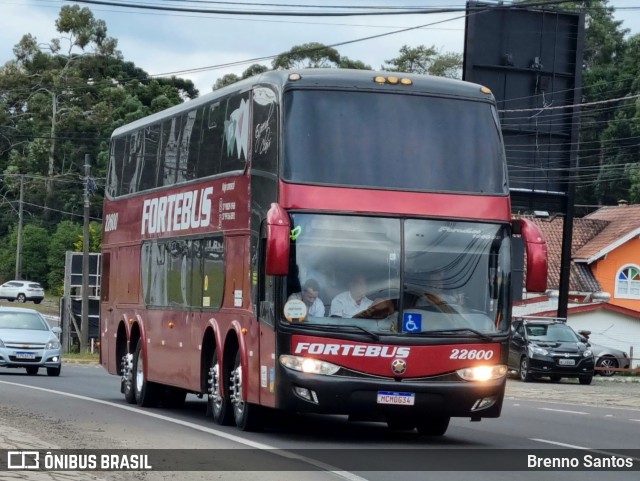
330,274,373,318
288,278,325,317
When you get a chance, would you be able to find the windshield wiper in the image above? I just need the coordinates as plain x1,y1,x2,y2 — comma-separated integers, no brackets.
410,328,494,342
289,322,379,342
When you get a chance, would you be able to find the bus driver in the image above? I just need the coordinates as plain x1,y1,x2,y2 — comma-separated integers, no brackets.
330,274,374,318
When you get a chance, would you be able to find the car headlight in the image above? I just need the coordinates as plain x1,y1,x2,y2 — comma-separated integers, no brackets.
46,339,61,350
0,338,4,348
457,364,507,382
529,346,549,356
583,349,593,358
279,355,340,375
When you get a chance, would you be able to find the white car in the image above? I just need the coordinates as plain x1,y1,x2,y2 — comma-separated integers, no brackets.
0,280,45,304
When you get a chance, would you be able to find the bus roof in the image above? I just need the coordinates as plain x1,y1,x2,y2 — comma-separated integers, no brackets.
112,69,494,138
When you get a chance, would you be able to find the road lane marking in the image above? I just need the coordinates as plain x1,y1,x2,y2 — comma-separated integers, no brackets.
0,380,367,481
531,439,640,463
631,419,640,422
531,439,588,449
538,408,588,415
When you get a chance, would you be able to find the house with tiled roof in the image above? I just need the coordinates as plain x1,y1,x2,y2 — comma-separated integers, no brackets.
576,203,640,312
513,203,640,368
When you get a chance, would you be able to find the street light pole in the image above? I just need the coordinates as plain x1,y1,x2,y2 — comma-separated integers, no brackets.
15,174,24,280
81,154,90,353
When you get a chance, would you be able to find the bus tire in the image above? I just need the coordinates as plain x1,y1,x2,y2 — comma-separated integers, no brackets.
122,353,136,404
230,351,262,431
208,347,233,425
416,416,450,436
133,339,159,407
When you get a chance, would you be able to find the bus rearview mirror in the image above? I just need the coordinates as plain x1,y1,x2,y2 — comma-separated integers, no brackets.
517,218,548,293
266,203,290,276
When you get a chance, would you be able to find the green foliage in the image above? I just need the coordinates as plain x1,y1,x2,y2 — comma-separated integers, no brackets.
21,225,50,284
0,227,16,282
0,5,192,289
272,42,342,69
213,73,241,90
0,225,50,285
242,63,269,78
47,220,82,294
572,0,637,206
73,221,103,253
382,45,462,78
213,64,270,91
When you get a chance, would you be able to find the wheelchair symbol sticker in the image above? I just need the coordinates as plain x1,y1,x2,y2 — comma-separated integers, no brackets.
402,313,422,332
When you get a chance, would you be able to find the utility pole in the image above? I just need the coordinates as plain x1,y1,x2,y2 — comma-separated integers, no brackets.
81,154,91,353
15,174,24,280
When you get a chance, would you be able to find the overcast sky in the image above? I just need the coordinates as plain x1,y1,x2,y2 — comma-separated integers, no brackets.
1,0,639,94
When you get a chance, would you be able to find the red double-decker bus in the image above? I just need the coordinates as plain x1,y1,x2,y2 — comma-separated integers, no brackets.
100,69,547,436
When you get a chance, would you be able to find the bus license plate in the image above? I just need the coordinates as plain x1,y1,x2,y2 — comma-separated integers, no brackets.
558,358,575,366
377,392,415,406
16,352,36,360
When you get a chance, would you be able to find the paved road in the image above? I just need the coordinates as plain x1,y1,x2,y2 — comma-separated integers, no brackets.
505,376,640,409
1,365,638,481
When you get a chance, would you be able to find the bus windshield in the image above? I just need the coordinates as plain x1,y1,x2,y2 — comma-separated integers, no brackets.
282,90,507,194
281,214,511,336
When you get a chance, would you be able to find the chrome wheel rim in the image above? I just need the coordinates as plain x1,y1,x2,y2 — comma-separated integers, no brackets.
520,358,528,381
208,361,223,411
136,352,144,393
230,364,245,417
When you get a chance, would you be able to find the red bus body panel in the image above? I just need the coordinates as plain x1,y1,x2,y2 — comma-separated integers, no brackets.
279,182,512,222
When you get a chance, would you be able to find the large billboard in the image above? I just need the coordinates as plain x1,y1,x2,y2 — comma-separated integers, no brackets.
464,1,584,213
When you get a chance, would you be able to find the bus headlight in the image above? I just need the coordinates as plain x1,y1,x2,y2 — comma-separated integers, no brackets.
456,365,507,382
279,355,340,375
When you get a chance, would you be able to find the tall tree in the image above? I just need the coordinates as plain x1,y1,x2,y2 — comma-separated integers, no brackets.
47,220,83,295
570,0,631,206
7,5,121,212
272,42,370,70
0,6,197,228
0,224,50,284
382,45,462,79
213,64,269,90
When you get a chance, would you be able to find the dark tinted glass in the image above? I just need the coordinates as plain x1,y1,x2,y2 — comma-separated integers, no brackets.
283,90,507,194
108,92,249,198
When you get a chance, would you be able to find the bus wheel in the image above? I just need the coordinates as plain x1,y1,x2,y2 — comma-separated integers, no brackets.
121,353,136,404
416,416,450,436
207,348,233,425
133,339,159,407
230,351,262,431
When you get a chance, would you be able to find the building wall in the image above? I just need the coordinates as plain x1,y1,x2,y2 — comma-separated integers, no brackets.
591,237,640,312
566,310,640,368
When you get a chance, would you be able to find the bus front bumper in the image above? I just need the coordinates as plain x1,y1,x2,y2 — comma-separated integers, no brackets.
277,368,505,419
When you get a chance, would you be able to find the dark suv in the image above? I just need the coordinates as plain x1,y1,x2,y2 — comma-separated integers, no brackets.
509,319,595,385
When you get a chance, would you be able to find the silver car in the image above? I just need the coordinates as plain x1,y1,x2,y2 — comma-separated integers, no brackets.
0,280,45,304
0,307,62,376
590,342,631,376
578,331,631,376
